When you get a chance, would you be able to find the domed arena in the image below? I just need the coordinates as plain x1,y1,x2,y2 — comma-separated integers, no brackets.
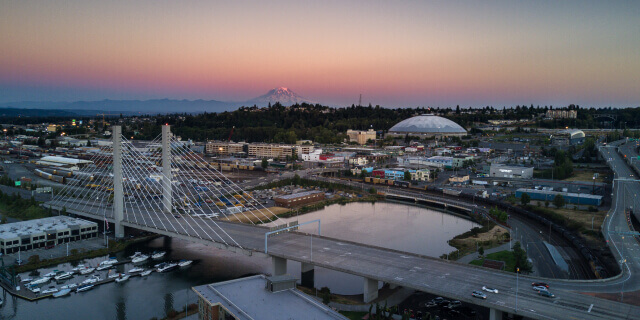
387,114,467,138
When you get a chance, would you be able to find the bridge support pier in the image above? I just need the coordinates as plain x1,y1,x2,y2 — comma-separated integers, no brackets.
272,256,287,276
363,277,378,303
301,262,314,288
112,125,125,238
489,308,503,320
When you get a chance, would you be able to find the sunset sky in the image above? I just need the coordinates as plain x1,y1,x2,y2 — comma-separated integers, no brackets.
1,1,639,107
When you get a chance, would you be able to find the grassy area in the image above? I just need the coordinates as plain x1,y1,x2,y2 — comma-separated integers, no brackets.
526,204,606,242
339,311,368,320
563,170,606,183
222,206,291,223
470,250,517,272
444,225,509,261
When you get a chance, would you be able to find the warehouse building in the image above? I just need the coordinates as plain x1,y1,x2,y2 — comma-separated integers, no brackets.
36,156,93,169
515,188,602,206
0,216,98,254
274,190,325,208
550,129,585,146
489,164,534,179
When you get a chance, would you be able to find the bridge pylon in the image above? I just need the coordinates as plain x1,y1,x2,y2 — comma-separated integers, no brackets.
112,125,125,238
162,125,172,214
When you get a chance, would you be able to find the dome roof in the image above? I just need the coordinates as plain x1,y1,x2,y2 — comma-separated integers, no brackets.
389,114,467,134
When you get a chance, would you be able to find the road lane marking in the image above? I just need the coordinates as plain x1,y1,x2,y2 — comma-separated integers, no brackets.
588,304,593,312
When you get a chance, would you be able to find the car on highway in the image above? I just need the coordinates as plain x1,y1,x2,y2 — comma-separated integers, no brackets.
531,282,549,288
532,286,548,292
482,286,499,293
471,291,486,299
538,290,555,298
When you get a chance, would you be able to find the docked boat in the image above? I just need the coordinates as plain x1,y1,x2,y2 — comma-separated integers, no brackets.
29,277,51,286
79,267,95,275
54,272,74,281
71,264,86,272
41,287,59,294
178,260,193,267
76,284,94,292
108,273,122,279
43,270,59,278
53,288,72,298
128,267,144,274
96,264,114,271
29,287,41,293
156,262,178,273
98,258,118,267
132,254,150,263
115,275,130,283
81,275,100,284
129,252,143,259
140,270,152,277
21,277,33,283
61,283,77,290
151,251,166,259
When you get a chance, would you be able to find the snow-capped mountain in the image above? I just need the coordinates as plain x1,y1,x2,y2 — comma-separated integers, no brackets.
248,87,314,106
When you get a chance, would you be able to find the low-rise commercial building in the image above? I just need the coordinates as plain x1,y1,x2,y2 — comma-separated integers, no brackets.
274,191,325,208
346,129,376,145
248,143,295,160
0,216,98,254
489,164,533,179
206,141,247,156
449,174,470,184
192,274,348,320
550,129,585,146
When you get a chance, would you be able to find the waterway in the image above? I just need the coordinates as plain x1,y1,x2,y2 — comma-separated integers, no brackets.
0,201,479,320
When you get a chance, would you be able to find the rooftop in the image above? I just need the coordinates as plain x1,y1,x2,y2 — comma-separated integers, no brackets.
192,275,348,320
0,216,97,240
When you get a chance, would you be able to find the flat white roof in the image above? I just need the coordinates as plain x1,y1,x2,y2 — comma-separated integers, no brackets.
0,216,97,240
192,275,347,320
38,156,92,165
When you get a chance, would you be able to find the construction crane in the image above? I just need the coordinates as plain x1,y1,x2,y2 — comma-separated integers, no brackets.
228,126,235,142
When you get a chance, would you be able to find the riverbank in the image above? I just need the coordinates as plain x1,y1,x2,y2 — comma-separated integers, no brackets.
440,224,508,261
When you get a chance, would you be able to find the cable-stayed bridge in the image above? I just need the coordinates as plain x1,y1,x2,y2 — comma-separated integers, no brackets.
43,126,640,320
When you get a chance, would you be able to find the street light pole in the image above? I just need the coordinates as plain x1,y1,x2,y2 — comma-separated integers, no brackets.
516,267,519,312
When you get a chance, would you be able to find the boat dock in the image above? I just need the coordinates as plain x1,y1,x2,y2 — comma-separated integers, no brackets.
0,258,155,301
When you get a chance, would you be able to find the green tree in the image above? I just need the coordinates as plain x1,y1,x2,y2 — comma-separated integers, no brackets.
261,158,268,169
404,171,411,181
553,194,565,208
520,193,530,206
320,286,331,304
478,246,484,256
512,241,532,273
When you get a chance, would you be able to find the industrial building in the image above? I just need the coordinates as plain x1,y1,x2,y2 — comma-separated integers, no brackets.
36,156,93,169
346,129,377,145
489,164,534,179
274,191,325,208
0,216,98,254
515,188,602,206
386,114,467,139
192,275,348,320
550,129,585,146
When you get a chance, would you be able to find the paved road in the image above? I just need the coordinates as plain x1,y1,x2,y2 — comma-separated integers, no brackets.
44,195,640,319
